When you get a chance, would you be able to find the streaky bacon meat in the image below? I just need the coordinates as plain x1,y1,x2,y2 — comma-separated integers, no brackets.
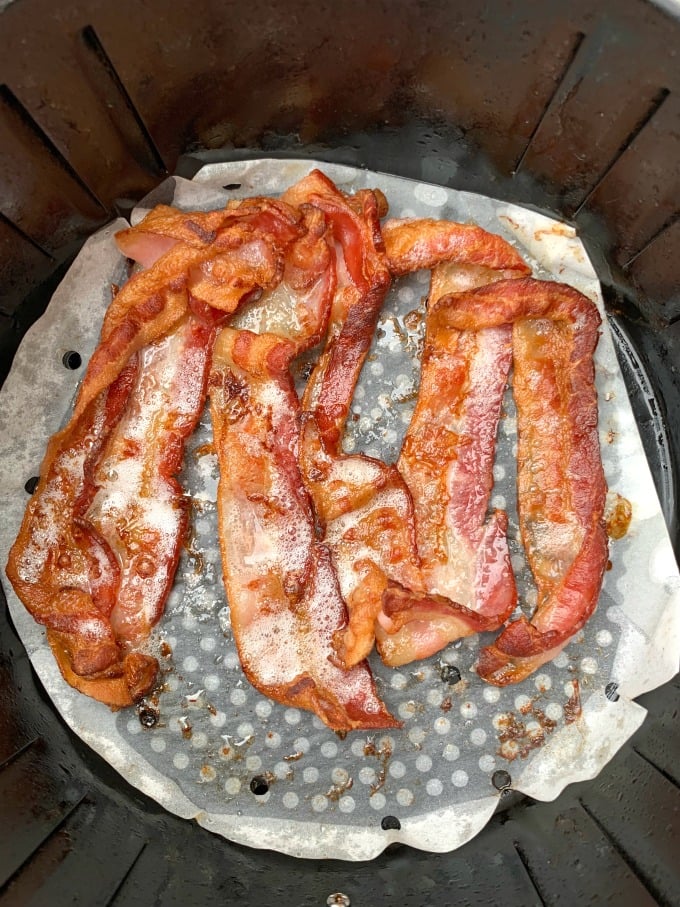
429,277,608,685
115,198,302,269
299,416,425,667
293,210,529,669
7,202,303,707
375,263,520,666
6,310,220,707
77,237,287,430
376,262,517,666
86,314,217,645
5,361,158,707
283,169,392,451
382,218,530,278
230,205,336,355
209,327,399,731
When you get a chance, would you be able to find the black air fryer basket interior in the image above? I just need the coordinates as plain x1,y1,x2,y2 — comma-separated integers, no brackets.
1,1,679,903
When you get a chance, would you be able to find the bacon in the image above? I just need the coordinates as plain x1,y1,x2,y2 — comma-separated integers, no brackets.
86,314,216,644
115,198,302,265
5,361,160,707
371,264,518,666
294,203,531,668
5,199,303,706
230,205,336,355
299,417,424,667
209,328,399,731
6,311,218,706
75,240,281,428
428,277,608,684
283,169,392,451
382,218,530,278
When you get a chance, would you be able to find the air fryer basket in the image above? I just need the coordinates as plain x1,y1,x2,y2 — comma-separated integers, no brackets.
1,0,678,903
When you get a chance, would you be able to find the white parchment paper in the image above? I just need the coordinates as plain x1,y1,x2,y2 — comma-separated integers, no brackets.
1,159,678,860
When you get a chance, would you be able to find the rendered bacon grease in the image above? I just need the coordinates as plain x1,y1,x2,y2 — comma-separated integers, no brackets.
6,170,608,729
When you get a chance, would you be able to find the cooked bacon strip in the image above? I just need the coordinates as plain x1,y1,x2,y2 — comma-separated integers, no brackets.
299,417,425,667
6,201,304,706
427,277,608,684
7,312,219,706
75,240,283,429
299,215,529,668
283,169,392,450
209,328,398,731
115,198,302,268
231,205,336,354
6,362,159,707
86,314,217,644
380,263,518,666
383,218,529,277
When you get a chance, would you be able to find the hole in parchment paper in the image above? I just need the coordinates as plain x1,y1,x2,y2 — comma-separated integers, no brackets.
24,476,40,494
605,682,620,701
492,770,512,791
62,350,82,370
249,775,270,796
380,815,401,830
223,183,242,191
440,664,462,685
138,703,159,728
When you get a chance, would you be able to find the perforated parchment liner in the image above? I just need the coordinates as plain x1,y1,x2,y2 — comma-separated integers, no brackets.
1,160,679,861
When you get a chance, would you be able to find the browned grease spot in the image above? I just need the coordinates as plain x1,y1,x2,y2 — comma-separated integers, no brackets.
183,521,205,575
606,493,633,540
499,214,520,230
159,641,172,658
564,680,582,724
364,738,393,795
179,717,193,740
606,429,617,444
534,223,574,240
326,775,353,801
404,309,423,331
283,750,304,762
497,699,558,761
193,441,216,459
440,696,452,712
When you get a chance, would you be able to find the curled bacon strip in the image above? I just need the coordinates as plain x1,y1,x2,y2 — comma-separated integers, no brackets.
230,205,336,355
209,328,399,731
429,277,608,685
116,198,302,268
6,362,158,707
86,314,217,644
383,218,529,277
7,313,218,706
378,264,521,666
299,416,424,667
283,169,391,451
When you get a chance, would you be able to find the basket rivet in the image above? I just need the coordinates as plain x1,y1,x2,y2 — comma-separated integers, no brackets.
327,894,350,907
